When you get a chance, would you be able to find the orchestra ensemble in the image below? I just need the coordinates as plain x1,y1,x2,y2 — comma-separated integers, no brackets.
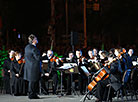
2,34,138,101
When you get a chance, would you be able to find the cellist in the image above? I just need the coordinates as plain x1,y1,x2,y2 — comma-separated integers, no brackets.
94,49,123,102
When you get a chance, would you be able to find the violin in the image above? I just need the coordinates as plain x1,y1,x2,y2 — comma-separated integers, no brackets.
50,56,63,63
50,56,56,62
11,58,14,61
18,58,25,64
88,56,98,63
79,56,87,62
18,58,25,75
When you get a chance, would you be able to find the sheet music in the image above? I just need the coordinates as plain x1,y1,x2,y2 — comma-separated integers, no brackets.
59,63,77,70
80,66,90,76
63,63,77,67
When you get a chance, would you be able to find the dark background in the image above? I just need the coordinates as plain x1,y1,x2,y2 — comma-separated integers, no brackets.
0,0,138,55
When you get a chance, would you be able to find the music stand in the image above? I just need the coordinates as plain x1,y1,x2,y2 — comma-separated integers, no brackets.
70,68,79,96
57,63,78,97
57,68,64,97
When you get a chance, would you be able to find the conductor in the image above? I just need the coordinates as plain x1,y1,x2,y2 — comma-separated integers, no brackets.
24,34,41,99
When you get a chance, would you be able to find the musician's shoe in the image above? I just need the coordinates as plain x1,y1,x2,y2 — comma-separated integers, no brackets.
53,91,58,95
66,92,71,95
14,94,20,96
28,95,40,99
34,95,40,99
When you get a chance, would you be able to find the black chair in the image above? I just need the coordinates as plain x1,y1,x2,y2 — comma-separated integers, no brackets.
107,69,138,101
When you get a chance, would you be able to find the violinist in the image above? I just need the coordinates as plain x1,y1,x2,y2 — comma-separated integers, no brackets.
87,50,98,76
63,51,76,95
99,51,108,67
3,50,15,94
41,50,62,95
92,48,100,61
11,51,27,96
75,49,88,95
95,53,122,102
65,51,76,63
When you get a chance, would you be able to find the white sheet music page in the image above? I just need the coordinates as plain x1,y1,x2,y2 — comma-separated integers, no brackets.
80,66,90,76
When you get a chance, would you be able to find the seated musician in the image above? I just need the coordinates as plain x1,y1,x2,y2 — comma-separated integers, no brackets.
63,51,76,95
128,48,137,62
92,48,100,61
95,53,122,102
41,50,63,95
65,51,76,63
75,49,89,95
87,50,99,76
120,48,133,72
128,48,138,90
99,50,108,67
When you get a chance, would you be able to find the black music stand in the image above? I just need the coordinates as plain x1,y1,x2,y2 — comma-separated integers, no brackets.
70,70,79,96
57,68,64,97
57,63,78,97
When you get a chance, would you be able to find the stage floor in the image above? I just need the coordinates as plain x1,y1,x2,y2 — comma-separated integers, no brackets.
0,94,137,102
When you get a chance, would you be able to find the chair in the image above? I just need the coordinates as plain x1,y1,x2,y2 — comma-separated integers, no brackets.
107,69,138,101
106,74,123,102
47,79,54,94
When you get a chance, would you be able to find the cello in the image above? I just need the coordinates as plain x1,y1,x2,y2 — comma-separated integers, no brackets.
87,52,123,91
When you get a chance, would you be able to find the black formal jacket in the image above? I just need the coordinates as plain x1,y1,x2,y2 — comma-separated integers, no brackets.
3,58,12,77
74,56,88,77
42,55,63,76
24,44,41,82
11,59,24,78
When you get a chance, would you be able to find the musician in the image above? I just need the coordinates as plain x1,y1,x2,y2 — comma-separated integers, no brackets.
41,50,62,95
92,48,100,60
95,53,122,102
3,50,15,94
11,51,27,96
99,51,108,67
128,48,137,61
114,48,123,74
65,51,76,63
119,48,132,72
75,49,88,95
64,51,76,95
87,50,98,75
24,34,41,99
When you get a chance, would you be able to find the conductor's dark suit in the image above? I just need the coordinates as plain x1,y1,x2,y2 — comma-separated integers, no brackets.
24,44,41,98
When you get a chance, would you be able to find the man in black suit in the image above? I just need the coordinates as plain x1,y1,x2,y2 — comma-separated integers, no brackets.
24,34,41,99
